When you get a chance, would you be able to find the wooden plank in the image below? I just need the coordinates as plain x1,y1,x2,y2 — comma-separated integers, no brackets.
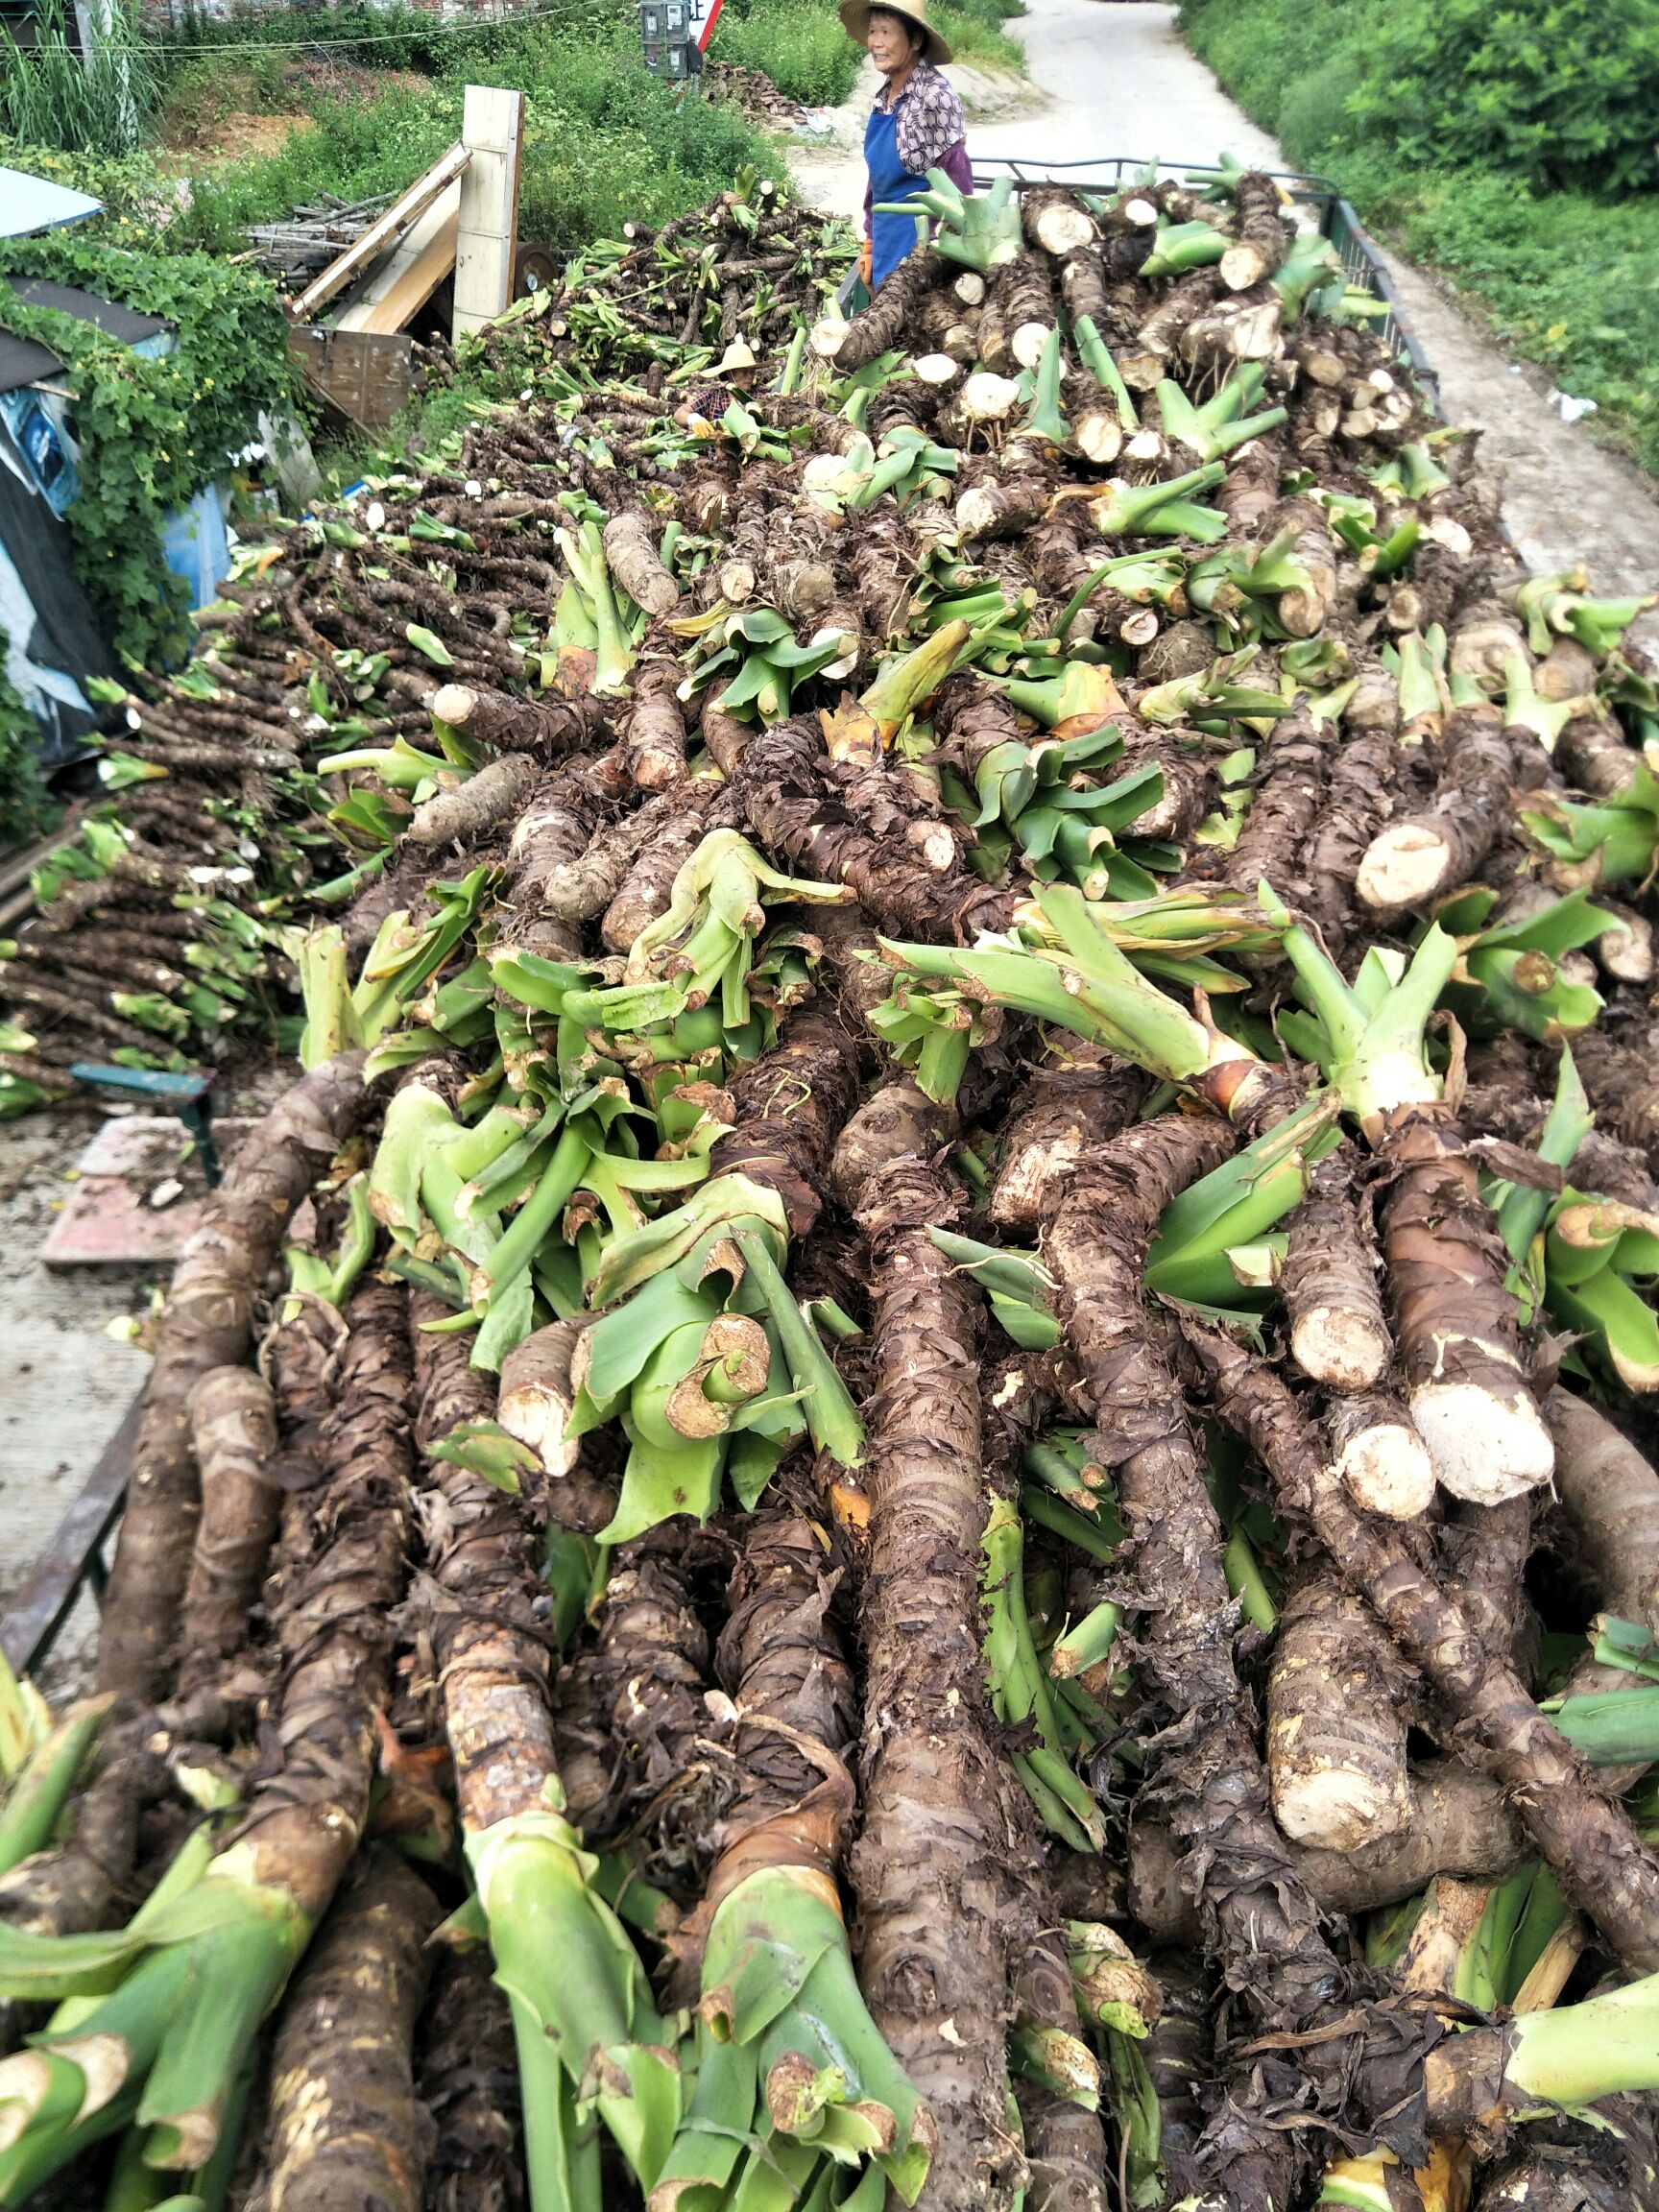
0,1394,137,1676
288,327,415,433
336,187,461,336
290,140,470,325
452,84,524,342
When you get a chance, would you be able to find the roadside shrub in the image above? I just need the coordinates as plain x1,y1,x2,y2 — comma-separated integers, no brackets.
1345,0,1659,198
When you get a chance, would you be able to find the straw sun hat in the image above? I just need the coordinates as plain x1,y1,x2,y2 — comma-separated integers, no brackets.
838,0,953,67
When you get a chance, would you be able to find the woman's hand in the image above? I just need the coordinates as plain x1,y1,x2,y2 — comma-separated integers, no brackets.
858,237,874,288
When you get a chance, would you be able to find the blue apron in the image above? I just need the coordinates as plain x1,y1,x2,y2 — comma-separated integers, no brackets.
866,98,927,291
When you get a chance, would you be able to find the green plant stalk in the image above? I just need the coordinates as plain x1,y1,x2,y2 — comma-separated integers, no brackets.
0,1702,105,1879
1104,2030,1164,2210
697,1866,930,2203
1548,1256,1659,1388
1024,325,1070,445
1497,1970,1659,2105
1496,1046,1591,1266
1224,1527,1278,1631
475,1125,592,1307
1048,1599,1120,1681
983,1499,1107,1850
468,1806,678,2193
1071,318,1139,428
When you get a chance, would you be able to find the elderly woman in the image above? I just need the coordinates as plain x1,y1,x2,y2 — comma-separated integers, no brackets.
841,0,972,293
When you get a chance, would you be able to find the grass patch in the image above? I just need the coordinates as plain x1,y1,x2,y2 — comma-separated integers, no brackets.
717,0,1023,108
1180,0,1659,478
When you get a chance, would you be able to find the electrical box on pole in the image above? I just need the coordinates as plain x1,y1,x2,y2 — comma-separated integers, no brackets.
637,0,722,82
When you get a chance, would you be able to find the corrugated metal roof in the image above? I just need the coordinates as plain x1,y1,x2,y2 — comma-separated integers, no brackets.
0,166,105,239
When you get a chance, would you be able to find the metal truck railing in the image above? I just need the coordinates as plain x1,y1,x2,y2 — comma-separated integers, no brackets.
838,154,1438,412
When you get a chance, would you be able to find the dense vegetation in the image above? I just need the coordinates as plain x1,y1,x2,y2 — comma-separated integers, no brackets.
1180,0,1659,475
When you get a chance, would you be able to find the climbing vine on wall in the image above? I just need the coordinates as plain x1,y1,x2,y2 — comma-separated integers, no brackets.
0,234,292,667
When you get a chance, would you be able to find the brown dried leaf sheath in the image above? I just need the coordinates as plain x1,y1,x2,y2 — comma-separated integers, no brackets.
707,1004,861,1238
585,1526,735,1902
733,719,1014,942
236,1283,413,1921
704,1509,856,1917
177,1366,281,1694
852,1161,1028,2212
408,1295,558,1833
100,1051,368,1702
418,1943,524,2212
252,1850,440,2212
1184,1322,1659,1976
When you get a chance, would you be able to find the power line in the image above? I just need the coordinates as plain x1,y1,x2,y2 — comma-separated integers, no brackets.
11,1,583,59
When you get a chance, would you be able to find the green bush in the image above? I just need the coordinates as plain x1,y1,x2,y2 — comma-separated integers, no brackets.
1180,0,1659,475
1345,0,1659,198
1182,0,1659,196
719,0,863,107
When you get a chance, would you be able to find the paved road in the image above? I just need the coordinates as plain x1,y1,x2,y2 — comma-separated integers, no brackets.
792,0,1659,613
968,0,1278,175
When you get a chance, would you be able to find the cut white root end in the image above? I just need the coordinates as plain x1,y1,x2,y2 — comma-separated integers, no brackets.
1334,1422,1437,1522
1408,1382,1556,1503
913,351,965,388
954,489,1002,538
1271,1764,1413,1853
1357,823,1455,913
808,316,849,360
431,683,478,727
960,372,1023,422
1012,321,1054,372
1219,242,1269,293
499,1379,579,1478
1071,415,1123,466
1289,1306,1393,1392
952,271,987,306
1033,204,1095,257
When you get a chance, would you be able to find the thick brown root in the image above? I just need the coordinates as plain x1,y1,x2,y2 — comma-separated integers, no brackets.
1184,1320,1659,1977
176,1366,280,1693
990,1056,1146,1234
1130,1762,1526,1937
1281,1153,1392,1389
1327,1387,1436,1521
1379,1104,1554,1502
99,1051,367,1702
251,1851,440,2212
1357,704,1516,913
1266,1575,1412,1851
853,1160,1030,2212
